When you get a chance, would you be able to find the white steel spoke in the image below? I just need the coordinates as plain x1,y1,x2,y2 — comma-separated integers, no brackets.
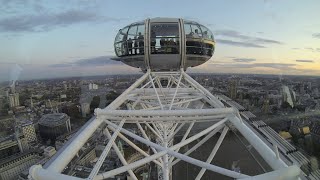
148,73,164,110
106,127,162,167
104,129,138,180
195,126,229,180
169,74,183,110
104,119,250,179
136,123,164,164
170,124,224,166
168,123,185,141
169,121,194,163
88,119,125,180
146,123,162,141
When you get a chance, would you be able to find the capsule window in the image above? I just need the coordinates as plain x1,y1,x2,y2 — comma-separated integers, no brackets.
124,24,145,56
200,25,214,40
185,23,202,55
200,25,214,56
150,23,179,54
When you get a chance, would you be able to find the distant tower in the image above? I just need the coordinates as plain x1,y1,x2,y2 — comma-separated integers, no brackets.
63,81,68,91
81,103,90,117
89,83,98,90
313,88,319,97
300,84,306,95
281,85,296,108
262,99,270,114
307,82,312,92
229,80,237,99
9,93,20,108
8,80,20,108
30,94,34,108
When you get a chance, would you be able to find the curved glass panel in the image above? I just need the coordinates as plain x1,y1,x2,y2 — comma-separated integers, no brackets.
200,25,214,40
184,23,202,55
115,27,129,56
150,23,179,54
199,25,214,56
115,27,129,43
184,22,215,56
115,24,144,57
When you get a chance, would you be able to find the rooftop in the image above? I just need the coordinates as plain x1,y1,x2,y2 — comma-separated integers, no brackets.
39,113,69,127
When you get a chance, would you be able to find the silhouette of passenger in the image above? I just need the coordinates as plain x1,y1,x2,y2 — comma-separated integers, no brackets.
168,39,175,53
203,31,208,39
160,37,165,53
151,30,156,53
134,36,138,54
193,29,200,38
122,34,128,55
127,38,133,55
138,32,144,54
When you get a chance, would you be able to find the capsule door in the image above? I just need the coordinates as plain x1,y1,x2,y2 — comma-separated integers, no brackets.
149,22,181,71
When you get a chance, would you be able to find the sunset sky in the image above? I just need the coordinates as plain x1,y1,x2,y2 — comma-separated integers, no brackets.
0,0,319,82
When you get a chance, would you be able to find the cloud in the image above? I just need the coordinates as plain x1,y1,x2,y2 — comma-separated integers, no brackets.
216,39,266,48
209,62,297,70
75,56,122,66
214,29,283,45
49,64,73,68
256,63,296,69
312,33,320,39
304,47,320,53
296,60,314,63
233,58,256,63
0,10,121,33
49,56,123,68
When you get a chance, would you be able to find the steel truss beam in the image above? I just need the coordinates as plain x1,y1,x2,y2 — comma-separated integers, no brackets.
29,70,301,180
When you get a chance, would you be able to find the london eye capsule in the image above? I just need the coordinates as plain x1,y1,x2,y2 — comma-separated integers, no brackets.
114,18,215,71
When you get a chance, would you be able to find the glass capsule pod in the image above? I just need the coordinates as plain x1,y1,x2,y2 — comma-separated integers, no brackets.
114,18,215,71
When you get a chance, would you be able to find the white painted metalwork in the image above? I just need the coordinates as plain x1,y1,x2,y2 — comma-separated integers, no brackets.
29,70,303,180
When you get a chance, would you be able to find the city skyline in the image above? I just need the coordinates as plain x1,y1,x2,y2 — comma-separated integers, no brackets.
0,0,320,82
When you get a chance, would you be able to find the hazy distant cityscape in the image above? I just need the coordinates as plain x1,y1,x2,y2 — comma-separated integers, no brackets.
0,73,319,179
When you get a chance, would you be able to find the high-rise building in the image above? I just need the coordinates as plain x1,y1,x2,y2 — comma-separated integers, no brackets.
299,84,306,95
281,85,296,108
262,99,270,114
8,93,20,108
81,103,90,117
20,120,37,144
88,83,98,90
63,83,68,91
307,82,312,91
228,80,237,99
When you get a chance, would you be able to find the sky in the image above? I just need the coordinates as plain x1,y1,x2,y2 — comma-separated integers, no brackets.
0,0,319,82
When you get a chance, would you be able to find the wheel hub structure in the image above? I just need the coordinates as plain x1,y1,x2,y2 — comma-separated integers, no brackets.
29,70,302,180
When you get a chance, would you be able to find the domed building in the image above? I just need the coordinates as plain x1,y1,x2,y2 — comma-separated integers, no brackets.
38,113,71,142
